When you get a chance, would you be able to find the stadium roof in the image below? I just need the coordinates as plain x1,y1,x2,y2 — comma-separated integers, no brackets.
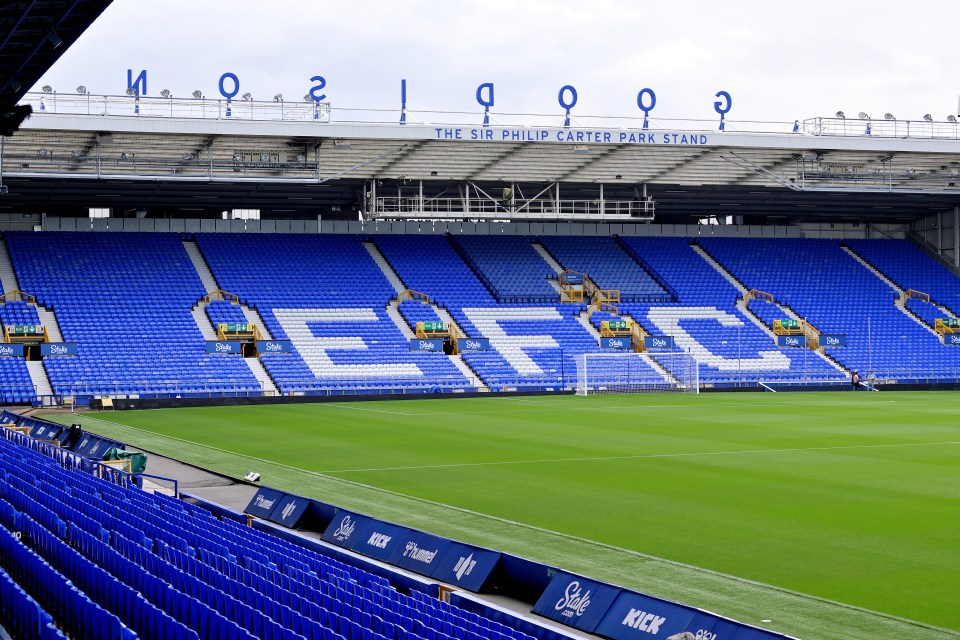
0,1,114,109
2,95,960,222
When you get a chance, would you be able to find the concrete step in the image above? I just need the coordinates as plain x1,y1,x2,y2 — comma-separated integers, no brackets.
241,305,273,339
244,356,279,396
532,242,565,275
576,311,602,340
364,241,405,294
25,360,52,397
182,240,219,294
697,245,846,374
842,246,942,339
449,354,488,391
35,307,63,342
0,237,21,293
191,306,219,341
385,301,415,339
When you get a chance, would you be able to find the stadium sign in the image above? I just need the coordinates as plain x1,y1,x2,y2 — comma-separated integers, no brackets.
266,494,310,528
601,337,631,350
820,334,847,348
533,571,621,632
644,336,675,351
457,338,490,352
349,520,408,562
40,342,78,356
206,341,242,354
0,344,25,357
430,543,501,592
776,335,806,348
594,590,696,639
256,340,293,354
945,334,960,345
410,339,444,351
244,487,287,519
390,530,451,575
126,69,732,132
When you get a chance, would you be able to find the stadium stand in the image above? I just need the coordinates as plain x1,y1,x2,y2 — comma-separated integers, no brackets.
10,230,960,399
0,429,544,640
619,237,842,384
5,232,261,398
375,235,613,389
698,237,960,381
845,239,960,314
373,235,497,308
451,236,559,303
0,299,38,404
196,233,472,394
538,236,671,302
206,299,250,328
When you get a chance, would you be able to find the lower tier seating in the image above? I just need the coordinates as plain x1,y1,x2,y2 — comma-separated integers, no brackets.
0,431,541,640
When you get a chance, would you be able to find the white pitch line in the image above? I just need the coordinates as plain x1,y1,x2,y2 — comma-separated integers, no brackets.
322,440,960,473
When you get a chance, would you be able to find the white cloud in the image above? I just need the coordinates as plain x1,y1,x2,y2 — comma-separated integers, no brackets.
33,0,960,123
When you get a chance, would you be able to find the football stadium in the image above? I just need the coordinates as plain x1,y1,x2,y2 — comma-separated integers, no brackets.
2,3,960,640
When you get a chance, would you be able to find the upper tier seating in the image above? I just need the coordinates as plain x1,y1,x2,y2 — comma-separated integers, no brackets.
374,235,496,308
206,300,248,328
619,237,841,384
451,236,559,303
0,300,38,404
0,431,541,640
6,233,259,396
539,236,670,302
846,239,960,314
397,300,442,331
196,234,470,393
698,237,960,381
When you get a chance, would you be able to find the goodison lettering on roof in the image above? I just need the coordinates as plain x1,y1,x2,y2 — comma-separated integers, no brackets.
122,69,733,137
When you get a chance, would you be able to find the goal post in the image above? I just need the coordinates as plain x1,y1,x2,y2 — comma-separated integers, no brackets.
575,351,699,395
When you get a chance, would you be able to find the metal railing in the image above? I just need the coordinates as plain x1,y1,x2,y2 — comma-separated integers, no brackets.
802,117,960,140
17,92,960,141
373,196,653,221
23,92,331,122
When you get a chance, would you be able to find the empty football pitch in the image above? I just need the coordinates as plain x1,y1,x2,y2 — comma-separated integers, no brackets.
55,392,960,640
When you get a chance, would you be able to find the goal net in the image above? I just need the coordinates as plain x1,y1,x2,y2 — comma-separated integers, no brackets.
575,351,699,395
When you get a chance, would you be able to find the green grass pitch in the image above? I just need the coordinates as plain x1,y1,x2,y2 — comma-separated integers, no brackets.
56,392,960,640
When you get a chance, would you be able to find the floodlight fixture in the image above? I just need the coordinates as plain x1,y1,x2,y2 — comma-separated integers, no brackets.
241,92,252,101
273,93,283,102
41,85,52,93
303,94,312,102
125,87,135,96
949,116,958,123
835,111,845,119
192,90,202,99
572,144,589,155
883,113,894,120
923,114,933,122
76,85,87,94
36,149,48,157
858,111,870,120
160,89,171,98
120,152,134,159
46,31,62,49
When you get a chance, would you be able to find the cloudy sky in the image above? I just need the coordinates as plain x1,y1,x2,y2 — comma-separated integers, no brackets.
32,0,960,126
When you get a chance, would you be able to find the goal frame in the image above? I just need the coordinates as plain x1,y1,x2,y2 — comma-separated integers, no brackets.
575,351,700,396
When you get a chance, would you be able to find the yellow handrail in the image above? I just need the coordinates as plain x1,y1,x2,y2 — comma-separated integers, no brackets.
397,289,430,303
203,289,240,304
903,289,931,303
0,290,37,305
